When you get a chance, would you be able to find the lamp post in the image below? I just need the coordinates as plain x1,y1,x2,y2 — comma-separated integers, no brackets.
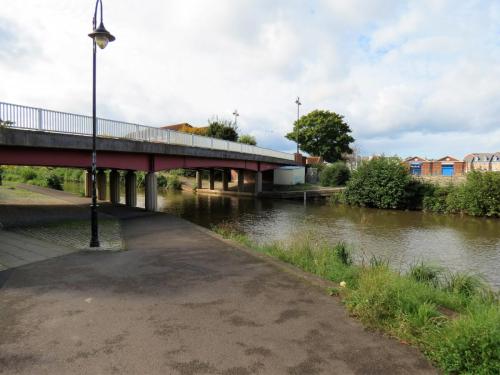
295,97,301,154
232,109,239,126
88,0,115,247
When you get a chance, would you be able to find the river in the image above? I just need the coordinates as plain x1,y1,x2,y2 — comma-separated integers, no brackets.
64,182,500,288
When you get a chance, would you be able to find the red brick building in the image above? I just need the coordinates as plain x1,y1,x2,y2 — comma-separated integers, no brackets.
404,156,465,177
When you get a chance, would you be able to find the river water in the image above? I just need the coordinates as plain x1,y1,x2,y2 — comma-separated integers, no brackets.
64,182,500,288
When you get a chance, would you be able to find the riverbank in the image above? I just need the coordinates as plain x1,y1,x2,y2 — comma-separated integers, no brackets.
213,223,499,374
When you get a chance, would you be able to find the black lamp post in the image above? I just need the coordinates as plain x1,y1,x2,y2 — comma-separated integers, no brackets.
88,0,115,247
295,97,301,154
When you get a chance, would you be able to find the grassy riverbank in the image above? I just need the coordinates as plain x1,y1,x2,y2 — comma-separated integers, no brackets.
213,222,499,374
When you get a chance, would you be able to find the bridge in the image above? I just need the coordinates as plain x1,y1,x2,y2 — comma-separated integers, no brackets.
0,101,298,210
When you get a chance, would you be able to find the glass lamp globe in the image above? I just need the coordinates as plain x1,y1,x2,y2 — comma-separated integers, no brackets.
89,22,115,49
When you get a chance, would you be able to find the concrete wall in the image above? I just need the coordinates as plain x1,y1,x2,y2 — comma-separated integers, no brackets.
273,167,305,185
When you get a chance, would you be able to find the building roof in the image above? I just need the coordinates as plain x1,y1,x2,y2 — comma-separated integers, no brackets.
160,123,194,131
437,156,460,162
404,156,427,162
464,153,496,162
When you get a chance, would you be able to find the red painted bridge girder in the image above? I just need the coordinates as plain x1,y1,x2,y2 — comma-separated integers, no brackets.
0,147,281,172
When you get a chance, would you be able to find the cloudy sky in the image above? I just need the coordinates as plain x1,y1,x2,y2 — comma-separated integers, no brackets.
1,0,499,158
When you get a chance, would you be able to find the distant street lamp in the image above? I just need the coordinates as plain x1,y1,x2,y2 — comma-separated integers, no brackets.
233,109,239,126
295,97,301,154
88,0,115,247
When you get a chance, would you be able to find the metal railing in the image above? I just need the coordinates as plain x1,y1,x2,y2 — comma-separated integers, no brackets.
0,101,294,161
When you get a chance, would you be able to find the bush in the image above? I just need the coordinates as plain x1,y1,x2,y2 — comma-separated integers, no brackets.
157,173,182,190
423,172,500,217
45,172,63,190
239,134,257,145
344,157,413,209
319,162,350,186
461,171,500,217
166,174,182,190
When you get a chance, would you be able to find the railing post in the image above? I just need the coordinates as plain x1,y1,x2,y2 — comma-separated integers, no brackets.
38,109,43,130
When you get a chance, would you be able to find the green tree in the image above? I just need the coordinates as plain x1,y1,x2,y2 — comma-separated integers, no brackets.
207,118,238,141
344,157,412,209
319,162,351,187
286,110,354,162
239,134,257,145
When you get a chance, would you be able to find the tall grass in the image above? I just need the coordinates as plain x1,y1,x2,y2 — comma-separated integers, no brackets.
213,222,499,374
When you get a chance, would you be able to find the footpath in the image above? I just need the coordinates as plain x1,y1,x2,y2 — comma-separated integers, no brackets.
0,186,436,374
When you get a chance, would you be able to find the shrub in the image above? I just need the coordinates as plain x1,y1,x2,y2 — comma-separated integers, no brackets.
157,173,182,190
423,185,452,213
238,134,257,145
319,162,350,187
45,172,63,190
461,171,500,217
166,174,182,190
19,166,38,182
344,157,412,209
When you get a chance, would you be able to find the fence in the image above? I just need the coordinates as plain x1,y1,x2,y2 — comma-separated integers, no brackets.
0,101,294,161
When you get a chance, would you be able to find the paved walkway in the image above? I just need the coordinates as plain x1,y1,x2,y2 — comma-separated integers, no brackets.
0,231,74,271
0,205,436,374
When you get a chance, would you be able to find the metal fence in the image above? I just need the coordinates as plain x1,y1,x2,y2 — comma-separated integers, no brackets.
0,101,294,161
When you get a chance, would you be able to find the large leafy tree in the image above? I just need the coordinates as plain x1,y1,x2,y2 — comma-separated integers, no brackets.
206,118,238,141
286,110,354,162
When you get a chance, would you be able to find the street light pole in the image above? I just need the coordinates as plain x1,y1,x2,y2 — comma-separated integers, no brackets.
233,109,239,126
88,0,115,247
295,97,301,154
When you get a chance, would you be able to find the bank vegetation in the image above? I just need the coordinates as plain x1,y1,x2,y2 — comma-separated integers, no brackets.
342,157,500,217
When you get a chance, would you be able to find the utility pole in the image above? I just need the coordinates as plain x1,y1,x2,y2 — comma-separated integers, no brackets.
232,109,239,126
295,97,301,154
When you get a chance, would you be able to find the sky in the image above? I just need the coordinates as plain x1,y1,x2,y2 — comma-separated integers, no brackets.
1,0,499,158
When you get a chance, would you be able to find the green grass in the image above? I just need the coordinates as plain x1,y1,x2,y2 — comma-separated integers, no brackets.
0,182,55,201
212,222,500,374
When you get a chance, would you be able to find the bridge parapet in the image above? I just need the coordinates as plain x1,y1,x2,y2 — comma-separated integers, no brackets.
0,101,293,161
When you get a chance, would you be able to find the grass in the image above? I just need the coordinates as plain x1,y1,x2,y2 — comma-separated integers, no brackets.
0,181,56,202
213,221,500,374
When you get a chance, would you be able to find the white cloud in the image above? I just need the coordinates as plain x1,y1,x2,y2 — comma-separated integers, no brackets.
0,0,499,158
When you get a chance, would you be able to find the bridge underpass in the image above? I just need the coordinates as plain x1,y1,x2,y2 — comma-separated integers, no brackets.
0,101,298,211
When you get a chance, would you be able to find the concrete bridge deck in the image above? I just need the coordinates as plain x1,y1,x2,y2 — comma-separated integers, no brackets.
0,189,435,374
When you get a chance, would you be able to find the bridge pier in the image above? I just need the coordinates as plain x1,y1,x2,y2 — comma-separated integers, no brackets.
209,168,215,190
145,172,158,212
237,169,244,192
222,169,229,191
109,169,120,205
84,169,92,198
196,170,202,189
255,171,263,195
97,169,107,201
125,171,137,207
